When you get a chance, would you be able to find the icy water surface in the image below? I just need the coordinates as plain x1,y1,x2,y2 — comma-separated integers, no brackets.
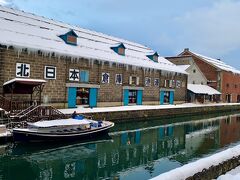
1,112,240,180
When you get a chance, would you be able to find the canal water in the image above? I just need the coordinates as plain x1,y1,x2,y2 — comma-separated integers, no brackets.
1,112,240,180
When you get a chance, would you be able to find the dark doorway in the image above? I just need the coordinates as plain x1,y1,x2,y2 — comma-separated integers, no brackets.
76,88,89,105
237,95,240,103
226,94,231,103
164,91,170,103
129,90,137,104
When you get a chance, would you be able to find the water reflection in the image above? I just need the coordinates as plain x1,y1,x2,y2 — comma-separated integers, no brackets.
1,113,240,180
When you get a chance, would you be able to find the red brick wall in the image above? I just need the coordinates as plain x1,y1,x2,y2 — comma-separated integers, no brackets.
180,51,240,103
221,71,240,102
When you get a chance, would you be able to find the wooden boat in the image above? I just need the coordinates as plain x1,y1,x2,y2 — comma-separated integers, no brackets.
12,117,114,142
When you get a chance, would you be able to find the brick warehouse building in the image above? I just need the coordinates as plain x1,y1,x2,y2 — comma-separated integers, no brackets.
0,6,187,109
166,48,240,103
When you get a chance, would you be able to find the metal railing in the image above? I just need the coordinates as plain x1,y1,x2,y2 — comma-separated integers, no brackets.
0,95,39,114
16,105,66,122
0,95,11,112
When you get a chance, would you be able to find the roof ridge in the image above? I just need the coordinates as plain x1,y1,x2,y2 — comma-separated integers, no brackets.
186,50,240,74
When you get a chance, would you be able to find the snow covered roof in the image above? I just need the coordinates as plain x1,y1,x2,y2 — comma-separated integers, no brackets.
3,78,46,86
177,65,190,71
185,50,240,74
0,5,186,74
187,84,221,95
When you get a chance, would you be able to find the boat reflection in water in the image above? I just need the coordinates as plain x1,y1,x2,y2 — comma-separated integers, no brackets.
1,113,240,180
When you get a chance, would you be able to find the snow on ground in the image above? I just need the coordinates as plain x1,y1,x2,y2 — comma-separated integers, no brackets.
0,125,7,137
151,144,240,180
59,103,240,114
217,166,240,180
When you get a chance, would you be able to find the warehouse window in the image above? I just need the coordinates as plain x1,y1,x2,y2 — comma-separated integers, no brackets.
147,52,159,62
154,78,159,87
145,77,151,86
67,35,77,44
115,74,123,85
176,80,181,88
59,29,78,46
102,73,110,84
129,76,139,85
111,43,126,56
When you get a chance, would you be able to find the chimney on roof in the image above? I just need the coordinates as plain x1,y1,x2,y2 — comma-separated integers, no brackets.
184,48,189,52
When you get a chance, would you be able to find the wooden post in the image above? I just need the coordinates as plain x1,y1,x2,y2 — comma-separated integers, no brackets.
39,84,44,105
30,93,33,106
39,85,42,105
10,83,15,113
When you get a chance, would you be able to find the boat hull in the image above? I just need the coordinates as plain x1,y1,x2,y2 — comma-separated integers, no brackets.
13,122,114,142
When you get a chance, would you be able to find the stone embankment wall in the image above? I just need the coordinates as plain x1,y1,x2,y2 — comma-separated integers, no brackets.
186,155,240,180
79,104,240,122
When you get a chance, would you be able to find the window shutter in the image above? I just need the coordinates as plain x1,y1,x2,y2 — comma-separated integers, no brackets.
80,71,84,82
136,77,140,85
169,80,172,88
85,71,89,82
129,76,132,85
164,80,167,87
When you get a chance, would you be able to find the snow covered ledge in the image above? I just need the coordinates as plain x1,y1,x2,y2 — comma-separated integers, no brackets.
151,144,240,180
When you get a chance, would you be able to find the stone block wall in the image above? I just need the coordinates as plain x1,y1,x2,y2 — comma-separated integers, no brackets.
0,47,187,107
1,47,67,103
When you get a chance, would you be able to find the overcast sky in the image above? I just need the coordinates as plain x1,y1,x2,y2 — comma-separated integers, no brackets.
1,0,240,69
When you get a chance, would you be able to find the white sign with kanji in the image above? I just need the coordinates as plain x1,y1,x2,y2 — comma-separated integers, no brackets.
69,69,80,81
16,63,30,78
45,66,56,79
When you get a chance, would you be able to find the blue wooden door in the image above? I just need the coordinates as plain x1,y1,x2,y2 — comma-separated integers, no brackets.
123,89,129,106
136,90,143,105
169,91,174,104
68,87,77,108
160,91,164,105
89,88,98,108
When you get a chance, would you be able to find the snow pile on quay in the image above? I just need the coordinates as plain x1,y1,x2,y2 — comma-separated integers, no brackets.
217,166,240,180
59,103,240,114
151,144,240,180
